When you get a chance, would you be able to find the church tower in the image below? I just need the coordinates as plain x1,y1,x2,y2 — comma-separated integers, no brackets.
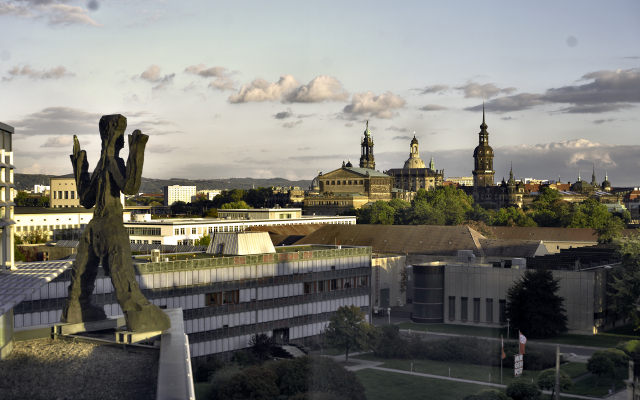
472,103,495,188
359,120,375,169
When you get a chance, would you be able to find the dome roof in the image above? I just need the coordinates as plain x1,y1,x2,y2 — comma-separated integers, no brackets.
403,158,426,169
473,144,494,157
311,176,319,189
602,179,611,188
411,135,419,145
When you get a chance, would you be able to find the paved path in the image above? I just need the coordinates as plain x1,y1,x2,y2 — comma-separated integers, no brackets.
330,353,626,399
401,329,601,358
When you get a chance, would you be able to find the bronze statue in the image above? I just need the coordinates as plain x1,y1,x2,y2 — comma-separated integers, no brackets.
61,114,170,332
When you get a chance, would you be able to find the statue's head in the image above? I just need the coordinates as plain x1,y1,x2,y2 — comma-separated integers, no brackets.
99,114,126,155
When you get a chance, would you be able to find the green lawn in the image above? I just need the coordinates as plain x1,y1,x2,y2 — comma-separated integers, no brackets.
398,321,640,349
353,353,586,387
567,366,627,397
194,382,212,400
355,368,493,400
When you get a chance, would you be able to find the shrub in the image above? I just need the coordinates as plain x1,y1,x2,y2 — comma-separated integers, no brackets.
506,379,541,400
463,389,508,400
193,358,224,383
209,364,243,399
216,366,279,400
232,351,248,366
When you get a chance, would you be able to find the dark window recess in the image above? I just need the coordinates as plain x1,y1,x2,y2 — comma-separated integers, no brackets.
486,299,493,324
473,298,480,322
304,283,312,294
461,297,468,321
330,279,338,290
318,281,325,292
499,300,506,324
331,265,336,270
448,296,455,320
205,290,239,306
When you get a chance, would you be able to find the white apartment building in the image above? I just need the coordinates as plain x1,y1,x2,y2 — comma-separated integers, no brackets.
196,190,222,201
34,185,50,195
14,207,132,241
0,121,15,272
217,208,302,220
164,185,197,206
125,215,356,245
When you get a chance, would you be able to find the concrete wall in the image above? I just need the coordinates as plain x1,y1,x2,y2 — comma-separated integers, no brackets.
442,265,623,335
372,255,406,309
0,309,13,360
542,241,599,254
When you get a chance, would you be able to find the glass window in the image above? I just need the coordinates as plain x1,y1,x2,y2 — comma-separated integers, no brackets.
486,299,493,323
192,227,196,234
473,298,480,322
449,297,455,320
175,228,179,235
461,297,468,321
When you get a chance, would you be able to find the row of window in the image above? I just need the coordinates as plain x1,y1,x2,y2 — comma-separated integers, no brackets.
307,201,351,206
323,180,364,186
449,297,506,324
130,239,162,245
127,227,161,236
52,190,76,200
174,226,242,236
16,224,83,232
304,276,368,294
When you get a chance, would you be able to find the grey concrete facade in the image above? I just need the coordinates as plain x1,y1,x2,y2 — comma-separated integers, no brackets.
439,264,623,335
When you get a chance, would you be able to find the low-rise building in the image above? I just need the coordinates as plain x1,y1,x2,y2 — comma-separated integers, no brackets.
446,177,474,186
218,208,302,220
49,175,79,208
125,215,356,246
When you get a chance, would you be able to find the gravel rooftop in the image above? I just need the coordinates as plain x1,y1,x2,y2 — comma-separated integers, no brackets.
0,339,158,400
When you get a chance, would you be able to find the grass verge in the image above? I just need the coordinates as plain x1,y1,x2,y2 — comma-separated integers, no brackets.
568,366,627,396
352,353,585,387
398,321,639,348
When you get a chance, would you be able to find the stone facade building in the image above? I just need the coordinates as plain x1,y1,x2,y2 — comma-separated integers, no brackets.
384,135,444,192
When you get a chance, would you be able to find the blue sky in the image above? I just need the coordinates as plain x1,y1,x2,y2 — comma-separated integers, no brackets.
1,0,639,186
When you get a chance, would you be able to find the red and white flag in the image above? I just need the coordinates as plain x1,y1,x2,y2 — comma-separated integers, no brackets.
519,331,527,355
501,335,506,359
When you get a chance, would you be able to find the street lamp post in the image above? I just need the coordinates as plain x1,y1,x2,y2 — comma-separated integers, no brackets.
387,307,391,325
507,318,510,341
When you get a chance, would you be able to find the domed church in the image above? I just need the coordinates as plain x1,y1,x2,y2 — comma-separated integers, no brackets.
384,134,444,191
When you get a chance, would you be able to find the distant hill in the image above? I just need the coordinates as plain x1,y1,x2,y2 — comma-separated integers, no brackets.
15,174,311,193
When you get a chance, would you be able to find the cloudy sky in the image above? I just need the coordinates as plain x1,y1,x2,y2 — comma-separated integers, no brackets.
1,1,640,186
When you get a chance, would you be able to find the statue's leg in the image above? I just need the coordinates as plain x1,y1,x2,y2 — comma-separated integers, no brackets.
108,238,170,332
61,229,106,323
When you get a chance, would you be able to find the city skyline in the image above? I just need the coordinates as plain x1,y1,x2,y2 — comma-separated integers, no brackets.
1,1,639,185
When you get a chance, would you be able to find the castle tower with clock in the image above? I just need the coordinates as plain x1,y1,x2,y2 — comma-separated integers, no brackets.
472,103,495,199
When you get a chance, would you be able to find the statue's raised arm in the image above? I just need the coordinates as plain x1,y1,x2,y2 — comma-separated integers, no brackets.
70,135,97,208
107,129,148,195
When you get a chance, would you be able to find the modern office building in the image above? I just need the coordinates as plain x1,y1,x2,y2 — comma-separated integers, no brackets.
0,121,15,272
164,185,197,206
217,208,302,220
125,215,356,246
10,235,373,361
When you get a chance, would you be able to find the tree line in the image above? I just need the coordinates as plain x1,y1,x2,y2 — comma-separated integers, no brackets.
344,186,630,242
170,188,274,217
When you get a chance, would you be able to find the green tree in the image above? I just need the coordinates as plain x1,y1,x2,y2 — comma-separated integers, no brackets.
14,235,26,262
220,200,250,209
170,201,188,214
14,191,31,206
323,305,380,361
506,379,541,400
536,368,572,399
249,333,275,363
609,235,640,329
587,351,615,387
596,216,625,243
204,209,218,218
407,201,445,225
216,366,279,400
530,187,563,211
365,201,396,225
36,196,49,207
505,269,568,339
194,234,211,248
563,199,613,229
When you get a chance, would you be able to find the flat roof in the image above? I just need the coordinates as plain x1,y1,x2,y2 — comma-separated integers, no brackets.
15,206,95,215
218,208,302,212
125,215,355,226
0,121,14,133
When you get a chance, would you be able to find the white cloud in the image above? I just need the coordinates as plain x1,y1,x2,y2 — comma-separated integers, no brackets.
386,126,408,132
184,64,231,78
208,76,236,91
228,74,348,103
0,1,102,26
283,75,349,103
228,74,300,103
135,65,175,90
3,64,74,81
419,104,447,111
342,91,406,119
20,162,66,175
282,120,303,128
40,135,76,148
416,84,449,94
455,82,517,98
